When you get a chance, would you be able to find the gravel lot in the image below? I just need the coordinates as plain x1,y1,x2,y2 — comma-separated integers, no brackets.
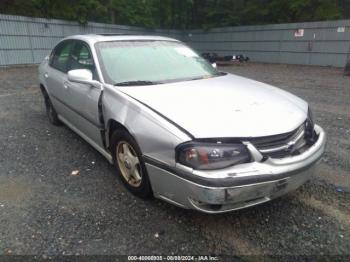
0,63,349,257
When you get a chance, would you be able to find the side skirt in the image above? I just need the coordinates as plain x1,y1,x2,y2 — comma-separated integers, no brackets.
58,114,113,164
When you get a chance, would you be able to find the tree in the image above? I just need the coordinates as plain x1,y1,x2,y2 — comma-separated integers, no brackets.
0,0,348,28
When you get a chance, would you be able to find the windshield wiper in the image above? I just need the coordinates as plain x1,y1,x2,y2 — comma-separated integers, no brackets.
114,80,157,86
185,75,214,81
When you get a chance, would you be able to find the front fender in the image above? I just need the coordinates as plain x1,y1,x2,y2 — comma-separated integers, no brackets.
102,85,191,166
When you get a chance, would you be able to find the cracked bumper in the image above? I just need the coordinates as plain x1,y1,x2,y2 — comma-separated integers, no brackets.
146,125,326,213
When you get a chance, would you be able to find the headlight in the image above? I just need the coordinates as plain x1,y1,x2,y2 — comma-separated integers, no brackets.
307,107,314,127
176,142,251,170
305,107,315,139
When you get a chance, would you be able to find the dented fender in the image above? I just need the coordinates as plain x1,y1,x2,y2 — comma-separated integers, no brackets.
102,84,191,166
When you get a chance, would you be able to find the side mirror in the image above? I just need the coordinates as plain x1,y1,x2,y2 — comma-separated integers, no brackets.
212,63,217,68
68,69,101,88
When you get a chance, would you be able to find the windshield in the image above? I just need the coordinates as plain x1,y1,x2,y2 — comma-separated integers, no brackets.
95,40,220,85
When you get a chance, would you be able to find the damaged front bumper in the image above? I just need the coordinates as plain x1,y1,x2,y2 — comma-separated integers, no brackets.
146,125,326,213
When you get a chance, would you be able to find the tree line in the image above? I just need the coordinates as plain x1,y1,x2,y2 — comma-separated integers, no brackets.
1,0,349,29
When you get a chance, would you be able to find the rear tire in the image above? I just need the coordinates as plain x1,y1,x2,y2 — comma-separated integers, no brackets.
111,129,152,198
41,88,61,126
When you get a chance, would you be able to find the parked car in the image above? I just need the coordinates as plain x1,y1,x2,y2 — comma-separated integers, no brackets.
39,35,326,213
201,52,218,63
345,59,350,76
202,52,249,64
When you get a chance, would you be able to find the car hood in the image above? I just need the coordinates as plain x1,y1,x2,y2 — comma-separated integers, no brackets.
118,73,308,138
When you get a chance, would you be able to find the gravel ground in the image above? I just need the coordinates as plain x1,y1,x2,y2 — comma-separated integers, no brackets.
0,63,349,257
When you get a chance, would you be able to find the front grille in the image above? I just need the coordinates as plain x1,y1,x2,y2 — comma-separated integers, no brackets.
249,123,315,159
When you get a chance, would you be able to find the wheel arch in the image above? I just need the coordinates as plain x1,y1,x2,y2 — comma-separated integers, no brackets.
106,119,134,151
39,83,49,97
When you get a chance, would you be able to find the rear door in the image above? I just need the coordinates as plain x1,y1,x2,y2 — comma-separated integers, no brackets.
45,40,74,115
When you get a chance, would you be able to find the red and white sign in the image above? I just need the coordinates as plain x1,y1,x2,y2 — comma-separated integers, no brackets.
294,29,304,37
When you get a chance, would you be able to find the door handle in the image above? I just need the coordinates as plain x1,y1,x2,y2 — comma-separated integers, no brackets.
44,72,49,78
63,82,70,89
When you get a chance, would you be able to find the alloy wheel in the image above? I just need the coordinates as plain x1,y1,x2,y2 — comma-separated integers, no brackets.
116,141,143,187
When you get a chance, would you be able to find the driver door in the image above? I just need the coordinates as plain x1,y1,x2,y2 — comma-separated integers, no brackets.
64,40,104,148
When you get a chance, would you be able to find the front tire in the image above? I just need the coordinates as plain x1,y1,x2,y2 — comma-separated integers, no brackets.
111,129,152,198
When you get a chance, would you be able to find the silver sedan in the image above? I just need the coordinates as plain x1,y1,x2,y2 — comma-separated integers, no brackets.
39,34,326,213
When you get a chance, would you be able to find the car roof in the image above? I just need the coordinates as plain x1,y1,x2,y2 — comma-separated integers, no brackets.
63,34,180,45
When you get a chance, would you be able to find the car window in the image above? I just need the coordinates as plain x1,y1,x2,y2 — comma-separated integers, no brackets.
50,41,74,73
69,41,98,80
